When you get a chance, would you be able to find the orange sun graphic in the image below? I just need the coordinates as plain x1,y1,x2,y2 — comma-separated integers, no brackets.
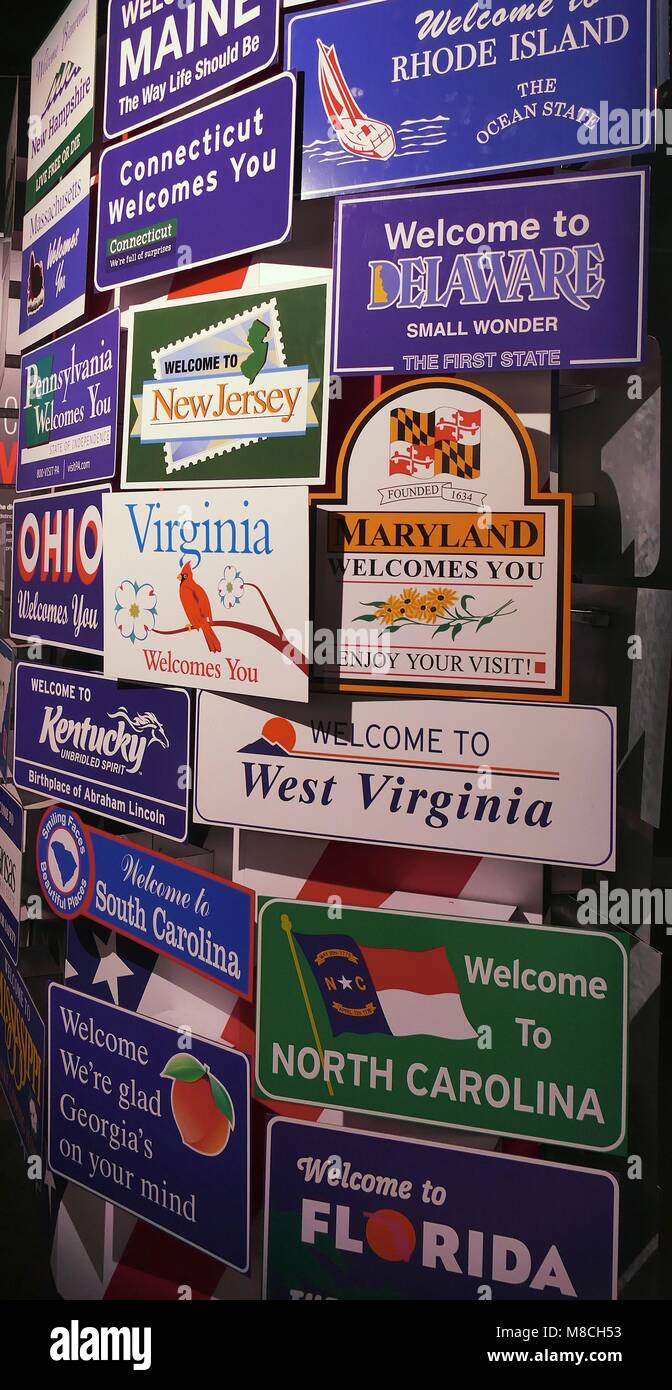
262,717,296,752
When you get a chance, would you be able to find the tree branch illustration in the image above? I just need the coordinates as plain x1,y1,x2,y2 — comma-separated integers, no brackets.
152,582,307,673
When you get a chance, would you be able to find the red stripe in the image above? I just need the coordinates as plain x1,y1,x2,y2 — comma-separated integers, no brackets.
104,1222,221,1300
360,943,459,996
297,842,480,906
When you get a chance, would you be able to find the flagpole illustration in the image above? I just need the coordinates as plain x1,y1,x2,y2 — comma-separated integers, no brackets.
280,913,334,1099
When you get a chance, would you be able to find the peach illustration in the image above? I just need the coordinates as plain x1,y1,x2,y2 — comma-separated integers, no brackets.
161,1054,235,1156
364,1208,417,1263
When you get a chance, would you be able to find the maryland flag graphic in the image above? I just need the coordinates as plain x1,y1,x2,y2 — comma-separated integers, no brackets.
389,407,481,480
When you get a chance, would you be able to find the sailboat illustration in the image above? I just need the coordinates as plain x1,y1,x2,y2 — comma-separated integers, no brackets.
317,38,396,161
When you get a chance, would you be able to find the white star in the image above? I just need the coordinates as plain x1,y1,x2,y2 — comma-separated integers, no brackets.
91,933,134,1004
338,975,352,990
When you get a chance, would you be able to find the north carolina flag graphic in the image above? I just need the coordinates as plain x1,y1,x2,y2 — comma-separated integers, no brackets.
295,932,476,1040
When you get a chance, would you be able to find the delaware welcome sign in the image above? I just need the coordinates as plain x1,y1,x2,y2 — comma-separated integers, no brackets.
332,171,648,376
256,901,628,1150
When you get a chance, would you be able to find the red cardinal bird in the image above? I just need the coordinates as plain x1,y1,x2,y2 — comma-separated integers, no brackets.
178,562,221,652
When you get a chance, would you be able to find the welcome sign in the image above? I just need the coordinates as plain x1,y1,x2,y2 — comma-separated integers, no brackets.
333,170,648,375
263,1119,618,1300
11,485,108,653
105,0,280,138
0,955,44,1158
95,73,296,291
37,808,255,1000
0,638,16,780
103,488,309,702
26,0,96,209
18,309,120,492
0,785,24,966
19,155,91,352
313,378,569,700
256,901,627,1150
121,282,330,489
286,0,655,199
49,983,250,1269
194,693,616,868
14,665,190,842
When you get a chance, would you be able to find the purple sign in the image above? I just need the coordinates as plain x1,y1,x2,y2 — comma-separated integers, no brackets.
286,0,655,200
333,169,649,375
95,73,296,292
19,156,91,353
11,486,108,654
37,807,255,1000
0,783,24,966
49,983,250,1268
18,310,120,493
0,954,44,1158
263,1119,618,1301
105,0,280,139
13,664,190,842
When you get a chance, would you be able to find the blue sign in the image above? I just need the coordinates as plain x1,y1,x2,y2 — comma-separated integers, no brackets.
11,486,108,653
0,954,45,1157
19,155,91,352
13,664,190,842
286,0,655,199
333,169,649,374
0,784,24,966
18,310,120,492
37,808,255,999
95,74,296,292
263,1119,618,1301
49,983,250,1268
0,638,16,780
105,0,280,138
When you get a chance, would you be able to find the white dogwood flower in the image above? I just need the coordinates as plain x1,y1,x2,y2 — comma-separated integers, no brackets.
115,580,157,643
219,566,244,609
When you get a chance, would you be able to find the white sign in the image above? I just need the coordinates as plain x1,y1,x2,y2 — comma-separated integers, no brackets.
26,0,96,210
103,488,310,702
195,694,616,869
313,378,569,700
138,366,310,443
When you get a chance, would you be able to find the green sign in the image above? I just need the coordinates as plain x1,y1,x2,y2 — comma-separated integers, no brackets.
256,901,628,1151
121,278,330,489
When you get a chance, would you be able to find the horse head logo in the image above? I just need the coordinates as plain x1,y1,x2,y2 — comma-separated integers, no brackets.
108,707,170,750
